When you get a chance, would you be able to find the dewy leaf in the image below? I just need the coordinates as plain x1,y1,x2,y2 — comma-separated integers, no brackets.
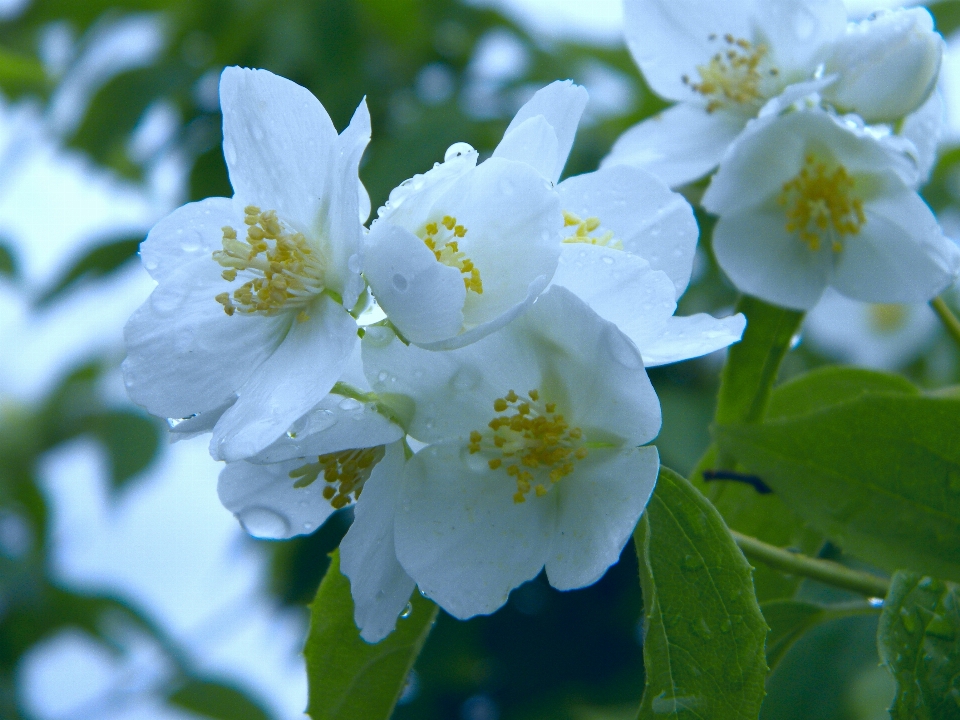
717,394,960,582
878,571,960,719
762,599,879,672
169,678,273,720
305,550,438,720
89,410,162,491
634,467,767,720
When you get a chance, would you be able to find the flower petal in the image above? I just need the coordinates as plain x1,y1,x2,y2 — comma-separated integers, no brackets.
250,394,404,464
900,90,943,186
558,165,698,294
393,440,555,619
339,443,416,642
211,294,358,461
220,67,338,232
549,244,676,360
753,0,846,73
491,115,559,185
122,257,288,419
139,197,241,283
325,98,371,309
831,191,960,303
493,80,588,183
602,104,744,188
712,206,830,310
643,312,746,366
545,446,659,590
822,8,942,124
363,222,466,346
217,457,338,539
521,287,661,446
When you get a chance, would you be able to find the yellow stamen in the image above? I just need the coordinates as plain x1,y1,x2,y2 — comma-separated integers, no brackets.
289,445,386,509
213,207,325,317
561,211,623,249
469,389,588,503
778,154,865,253
682,34,774,113
420,215,483,294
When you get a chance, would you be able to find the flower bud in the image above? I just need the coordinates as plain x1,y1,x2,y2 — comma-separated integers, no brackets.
822,8,942,123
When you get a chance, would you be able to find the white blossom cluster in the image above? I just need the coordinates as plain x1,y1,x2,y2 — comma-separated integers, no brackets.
122,68,744,640
606,0,960,309
122,0,960,644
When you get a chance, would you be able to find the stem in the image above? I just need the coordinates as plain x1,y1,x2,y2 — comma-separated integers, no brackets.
931,295,960,350
731,530,890,598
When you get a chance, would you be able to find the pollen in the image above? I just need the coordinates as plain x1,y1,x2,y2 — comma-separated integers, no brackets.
777,154,865,253
562,211,623,250
213,207,325,317
682,34,775,113
469,389,587,503
288,445,386,510
422,215,483,294
868,303,909,334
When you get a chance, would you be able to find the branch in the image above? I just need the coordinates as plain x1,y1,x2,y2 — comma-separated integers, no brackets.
931,295,960,351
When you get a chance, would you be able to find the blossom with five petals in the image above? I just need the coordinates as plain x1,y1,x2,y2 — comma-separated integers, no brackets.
123,67,371,462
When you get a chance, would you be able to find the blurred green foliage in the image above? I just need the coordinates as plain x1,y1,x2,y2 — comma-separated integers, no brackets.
3,0,960,718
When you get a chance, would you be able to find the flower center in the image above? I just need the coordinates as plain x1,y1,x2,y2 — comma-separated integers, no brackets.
778,154,866,253
469,389,588,504
561,211,623,250
869,304,909,334
683,34,777,113
422,215,483,294
288,445,385,509
213,206,326,321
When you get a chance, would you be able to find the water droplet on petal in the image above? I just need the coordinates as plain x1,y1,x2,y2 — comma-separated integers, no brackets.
399,602,413,619
238,507,290,539
348,254,361,273
392,273,408,292
338,397,363,411
377,370,389,383
601,256,614,265
450,367,481,391
444,142,475,161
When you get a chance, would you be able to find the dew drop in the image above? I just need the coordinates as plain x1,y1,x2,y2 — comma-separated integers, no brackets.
238,507,290,539
444,142,475,161
348,254,361,273
363,326,394,347
399,602,413,619
720,618,732,633
392,273,408,292
682,555,701,570
377,370,389,383
303,522,314,531
460,446,490,473
338,397,363,411
601,256,614,265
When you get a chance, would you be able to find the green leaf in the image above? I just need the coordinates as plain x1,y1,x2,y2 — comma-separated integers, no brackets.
690,297,814,603
765,365,918,420
0,46,47,95
169,678,273,720
930,1,960,38
37,236,142,306
305,550,438,720
716,394,960,582
88,411,162,491
762,599,879,672
878,571,960,719
634,467,768,719
0,242,17,278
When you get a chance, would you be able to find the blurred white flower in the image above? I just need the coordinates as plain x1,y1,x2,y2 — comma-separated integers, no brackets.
803,287,939,370
604,0,942,188
123,67,371,462
702,110,960,309
350,287,661,631
363,81,587,350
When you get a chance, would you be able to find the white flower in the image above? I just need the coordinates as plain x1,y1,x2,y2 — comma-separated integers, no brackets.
348,286,661,626
123,67,371,461
803,288,939,370
603,0,942,188
361,82,588,349
549,164,746,365
490,82,747,364
702,110,960,310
